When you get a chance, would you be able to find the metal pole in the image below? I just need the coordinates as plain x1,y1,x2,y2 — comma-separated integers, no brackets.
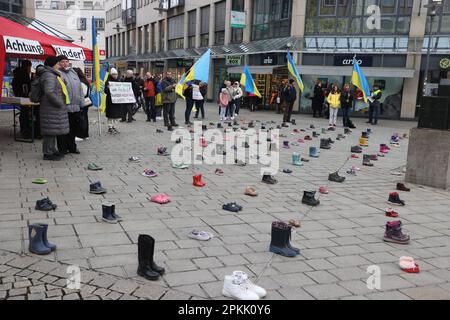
97,92,101,135
424,14,434,95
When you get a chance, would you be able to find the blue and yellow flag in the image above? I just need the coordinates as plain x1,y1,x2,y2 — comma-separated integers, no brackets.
90,16,107,112
286,52,304,92
351,57,370,103
176,49,211,99
239,65,261,98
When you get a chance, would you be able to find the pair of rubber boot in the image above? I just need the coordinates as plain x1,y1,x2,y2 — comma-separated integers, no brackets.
29,223,56,255
137,234,165,281
269,221,300,257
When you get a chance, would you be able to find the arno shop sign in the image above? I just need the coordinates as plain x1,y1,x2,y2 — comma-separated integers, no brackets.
333,55,373,67
3,36,44,55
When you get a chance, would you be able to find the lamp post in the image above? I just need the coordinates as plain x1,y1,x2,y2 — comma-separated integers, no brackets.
423,0,443,96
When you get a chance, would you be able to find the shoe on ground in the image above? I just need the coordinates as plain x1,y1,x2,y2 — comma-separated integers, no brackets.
188,230,213,241
399,256,420,273
35,198,57,211
288,219,300,228
222,275,260,300
302,191,320,206
396,183,410,192
32,178,47,184
150,194,171,204
142,169,157,178
89,181,107,194
388,192,405,206
319,186,329,194
383,220,410,244
328,171,345,183
222,203,241,213
385,207,399,218
261,174,277,184
245,186,258,197
87,163,103,171
283,168,292,174
128,156,140,163
172,162,189,169
215,168,224,176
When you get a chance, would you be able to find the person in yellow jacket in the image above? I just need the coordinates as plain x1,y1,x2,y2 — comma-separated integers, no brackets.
327,84,341,127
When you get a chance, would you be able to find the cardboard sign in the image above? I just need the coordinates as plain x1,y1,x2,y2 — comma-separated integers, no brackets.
52,45,86,61
3,36,44,55
108,82,136,104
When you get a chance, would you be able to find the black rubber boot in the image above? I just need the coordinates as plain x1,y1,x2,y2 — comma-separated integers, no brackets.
328,171,346,183
302,190,320,206
137,234,161,281
320,138,331,149
269,222,297,257
363,154,373,166
284,225,300,254
102,202,117,223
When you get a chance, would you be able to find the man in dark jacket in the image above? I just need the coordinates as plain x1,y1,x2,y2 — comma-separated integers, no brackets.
367,85,382,125
160,71,178,130
282,79,297,125
39,56,70,161
311,79,325,118
121,70,139,122
57,55,84,154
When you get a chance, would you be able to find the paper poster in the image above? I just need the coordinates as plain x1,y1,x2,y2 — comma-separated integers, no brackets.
108,82,136,104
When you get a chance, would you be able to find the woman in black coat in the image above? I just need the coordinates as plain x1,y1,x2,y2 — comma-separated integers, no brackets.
104,69,122,134
340,83,354,128
311,79,324,118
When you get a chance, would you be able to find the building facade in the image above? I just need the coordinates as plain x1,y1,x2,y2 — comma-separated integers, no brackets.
104,0,450,119
0,0,35,17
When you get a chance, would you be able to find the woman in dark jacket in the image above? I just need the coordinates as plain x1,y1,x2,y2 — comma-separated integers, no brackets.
104,68,122,134
194,82,207,119
311,79,324,118
340,83,354,128
39,56,70,161
73,67,91,139
183,81,194,125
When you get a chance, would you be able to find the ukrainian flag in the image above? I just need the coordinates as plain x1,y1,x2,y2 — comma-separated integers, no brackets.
351,57,370,103
176,49,211,99
90,16,107,112
286,52,304,92
239,65,261,98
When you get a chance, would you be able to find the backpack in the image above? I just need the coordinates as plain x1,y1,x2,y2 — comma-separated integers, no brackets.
29,77,42,103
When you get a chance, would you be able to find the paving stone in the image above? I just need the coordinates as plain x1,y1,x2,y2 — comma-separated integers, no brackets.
27,292,46,300
400,286,450,300
63,293,81,300
303,284,352,300
109,279,139,295
13,280,32,289
165,270,216,287
8,288,28,297
133,285,167,300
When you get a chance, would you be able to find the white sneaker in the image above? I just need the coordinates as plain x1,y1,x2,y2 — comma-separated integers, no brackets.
232,271,266,298
75,137,83,142
222,275,260,300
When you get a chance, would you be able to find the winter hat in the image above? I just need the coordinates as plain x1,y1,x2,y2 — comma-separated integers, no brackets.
56,55,69,62
44,56,59,67
110,68,118,75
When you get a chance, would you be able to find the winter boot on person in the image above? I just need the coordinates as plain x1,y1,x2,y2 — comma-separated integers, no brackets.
262,174,278,184
309,146,319,158
383,221,410,244
301,190,320,206
359,137,368,147
102,202,117,223
388,192,405,206
137,234,165,281
193,174,206,187
28,224,52,255
269,221,297,257
320,138,331,150
292,153,303,166
396,183,410,191
363,154,373,166
328,171,346,183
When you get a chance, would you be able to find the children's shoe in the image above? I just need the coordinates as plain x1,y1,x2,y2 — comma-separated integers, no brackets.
351,154,360,159
385,207,399,218
188,230,213,241
396,183,410,192
128,156,140,163
222,275,260,300
89,181,107,194
399,256,420,273
87,163,103,171
157,146,170,156
245,186,258,196
388,192,405,206
150,194,171,204
215,168,224,176
319,186,328,194
222,203,241,213
142,169,157,178
383,220,410,244
282,168,292,174
193,174,206,187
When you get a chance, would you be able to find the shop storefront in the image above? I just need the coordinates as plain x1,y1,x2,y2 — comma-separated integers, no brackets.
298,54,414,119
167,59,193,82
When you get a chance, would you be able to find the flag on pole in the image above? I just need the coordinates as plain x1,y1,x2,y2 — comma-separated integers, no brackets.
239,65,261,98
351,57,370,103
286,52,304,92
90,16,107,112
176,49,211,99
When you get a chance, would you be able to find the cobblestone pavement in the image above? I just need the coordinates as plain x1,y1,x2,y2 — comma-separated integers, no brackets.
1,102,450,300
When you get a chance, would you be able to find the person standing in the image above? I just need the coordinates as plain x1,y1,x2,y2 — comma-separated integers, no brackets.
39,56,70,161
219,88,230,121
160,71,178,131
143,72,157,122
232,81,243,116
183,81,194,125
193,82,207,119
121,70,138,123
282,79,297,125
57,55,83,154
367,85,382,125
327,84,341,127
73,67,91,140
311,79,324,118
340,83,353,128
226,81,236,120
104,68,123,134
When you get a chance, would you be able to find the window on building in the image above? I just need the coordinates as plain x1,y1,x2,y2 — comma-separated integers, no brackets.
50,1,59,9
232,0,245,11
168,14,184,49
144,25,149,53
159,20,165,51
95,18,105,30
35,1,42,8
188,10,196,48
426,0,450,35
151,23,156,52
200,5,210,47
215,1,226,45
305,0,413,35
84,1,93,9
66,1,75,9
252,0,292,40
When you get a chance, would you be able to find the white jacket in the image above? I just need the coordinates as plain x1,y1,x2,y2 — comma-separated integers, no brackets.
233,87,243,99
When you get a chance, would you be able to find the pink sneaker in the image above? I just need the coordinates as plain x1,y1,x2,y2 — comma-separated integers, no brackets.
150,194,171,204
297,139,304,143
319,186,329,194
351,165,361,171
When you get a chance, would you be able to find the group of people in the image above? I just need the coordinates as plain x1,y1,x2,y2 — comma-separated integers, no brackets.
12,56,91,161
218,80,243,121
310,80,382,128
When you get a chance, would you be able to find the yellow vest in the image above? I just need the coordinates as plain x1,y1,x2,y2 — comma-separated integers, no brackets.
57,76,70,105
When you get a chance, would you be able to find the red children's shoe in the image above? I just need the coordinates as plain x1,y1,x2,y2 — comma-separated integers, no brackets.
351,154,359,159
193,174,206,187
385,207,398,218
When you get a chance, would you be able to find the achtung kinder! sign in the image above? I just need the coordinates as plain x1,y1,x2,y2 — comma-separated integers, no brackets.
52,45,86,61
3,36,44,55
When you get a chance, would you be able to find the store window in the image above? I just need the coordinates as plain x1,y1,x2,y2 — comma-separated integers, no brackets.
200,5,210,47
305,0,413,35
252,0,292,40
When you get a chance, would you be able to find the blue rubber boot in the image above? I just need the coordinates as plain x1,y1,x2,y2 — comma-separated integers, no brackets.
284,225,300,254
292,153,303,166
309,147,319,158
28,224,51,255
269,221,297,257
37,223,56,252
